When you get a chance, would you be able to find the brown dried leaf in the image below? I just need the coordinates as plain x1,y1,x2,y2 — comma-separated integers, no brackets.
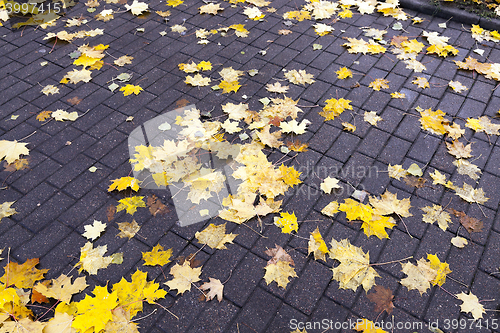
67,96,83,105
147,195,169,216
367,285,394,314
403,175,427,188
448,208,483,233
107,205,116,222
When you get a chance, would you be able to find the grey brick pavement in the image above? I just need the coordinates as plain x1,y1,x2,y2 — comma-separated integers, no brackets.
1,0,500,332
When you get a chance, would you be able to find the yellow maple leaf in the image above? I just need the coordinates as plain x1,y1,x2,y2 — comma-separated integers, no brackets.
390,92,405,99
321,201,339,217
142,244,173,266
105,307,139,333
130,145,154,171
465,117,483,131
120,84,143,96
195,223,238,249
36,110,53,121
73,54,101,68
369,191,412,217
117,220,141,239
418,107,448,135
167,0,183,6
116,196,146,214
308,227,328,261
427,253,451,286
361,214,397,239
263,261,297,288
165,262,202,295
338,8,353,18
0,258,48,289
72,285,118,333
284,69,315,85
113,270,166,317
401,39,425,53
219,80,241,93
400,258,437,295
471,24,484,35
279,164,302,187
329,238,379,292
336,67,353,79
34,275,87,304
319,98,353,120
197,60,212,71
369,78,390,91
77,242,114,275
339,198,373,223
446,140,472,159
0,140,29,164
342,122,356,132
412,76,429,89
108,176,140,192
274,211,298,233
421,205,452,231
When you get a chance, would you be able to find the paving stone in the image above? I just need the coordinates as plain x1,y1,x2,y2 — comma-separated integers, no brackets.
227,288,281,333
223,252,266,307
407,132,442,163
286,259,331,315
378,136,412,165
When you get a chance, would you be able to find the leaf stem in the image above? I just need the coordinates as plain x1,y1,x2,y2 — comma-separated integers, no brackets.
370,256,412,267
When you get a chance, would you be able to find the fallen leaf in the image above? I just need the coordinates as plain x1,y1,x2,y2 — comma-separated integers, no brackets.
199,3,223,14
142,244,173,266
274,211,298,233
195,223,237,249
0,201,17,221
421,205,451,231
67,96,83,105
284,69,315,85
82,220,107,241
367,285,394,314
165,261,202,295
52,110,79,121
329,238,379,292
200,277,224,302
34,275,87,303
320,177,341,194
125,0,148,15
116,196,146,214
456,292,485,320
263,261,297,288
36,111,53,121
120,84,143,96
448,208,483,233
146,195,169,216
77,242,115,275
41,85,59,95
0,140,30,164
117,220,141,239
114,55,134,66
451,236,468,248
308,227,328,261
369,78,390,91
0,258,48,288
